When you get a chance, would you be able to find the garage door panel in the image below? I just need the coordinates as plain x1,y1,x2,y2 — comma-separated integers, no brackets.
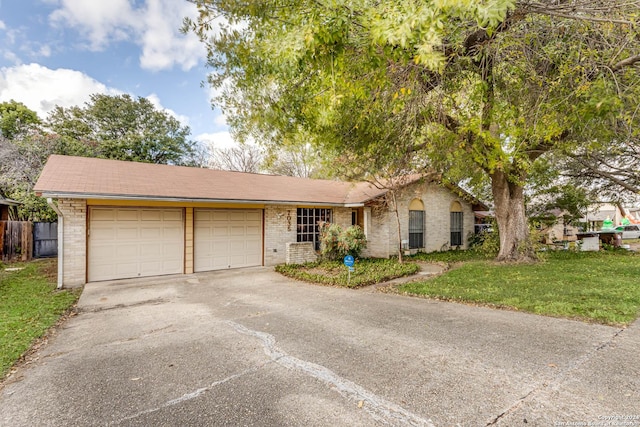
210,212,225,221
163,210,182,221
116,226,140,239
246,225,261,236
163,244,183,258
116,263,139,277
117,210,140,221
194,209,263,272
91,227,116,240
140,210,162,221
246,211,261,221
116,243,139,258
92,209,116,221
163,227,182,239
213,226,229,236
230,226,246,236
89,208,184,282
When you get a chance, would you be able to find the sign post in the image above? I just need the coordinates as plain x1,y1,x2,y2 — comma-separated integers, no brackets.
343,255,355,285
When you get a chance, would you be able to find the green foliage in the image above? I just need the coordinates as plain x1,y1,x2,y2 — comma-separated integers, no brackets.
528,184,592,228
319,223,367,260
46,94,198,165
399,250,640,325
0,260,80,378
275,258,419,288
0,100,41,139
412,249,492,264
188,0,640,260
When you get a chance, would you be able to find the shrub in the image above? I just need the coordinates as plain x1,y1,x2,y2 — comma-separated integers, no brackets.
320,223,367,260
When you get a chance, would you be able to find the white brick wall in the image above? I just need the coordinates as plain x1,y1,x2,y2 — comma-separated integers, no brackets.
286,242,318,264
264,206,297,266
264,206,354,265
58,198,87,287
369,182,476,257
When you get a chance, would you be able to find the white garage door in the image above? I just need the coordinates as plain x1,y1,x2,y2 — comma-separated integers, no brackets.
88,208,184,282
194,209,262,272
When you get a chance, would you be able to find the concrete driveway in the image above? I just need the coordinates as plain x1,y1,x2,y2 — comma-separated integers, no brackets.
1,268,639,426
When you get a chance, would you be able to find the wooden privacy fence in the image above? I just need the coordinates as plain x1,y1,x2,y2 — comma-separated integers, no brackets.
0,221,33,261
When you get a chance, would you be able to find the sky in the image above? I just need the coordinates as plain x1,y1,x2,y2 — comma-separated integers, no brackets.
0,0,236,150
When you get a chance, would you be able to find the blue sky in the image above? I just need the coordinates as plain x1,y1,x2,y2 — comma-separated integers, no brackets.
0,0,234,149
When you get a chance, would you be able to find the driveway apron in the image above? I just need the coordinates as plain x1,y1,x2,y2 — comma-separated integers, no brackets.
1,267,638,426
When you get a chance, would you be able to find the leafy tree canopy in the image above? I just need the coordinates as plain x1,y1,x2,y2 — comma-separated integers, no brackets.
187,0,640,261
0,100,41,139
46,94,198,165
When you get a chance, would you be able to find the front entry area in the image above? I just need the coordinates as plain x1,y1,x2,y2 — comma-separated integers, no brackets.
88,207,184,282
194,209,263,272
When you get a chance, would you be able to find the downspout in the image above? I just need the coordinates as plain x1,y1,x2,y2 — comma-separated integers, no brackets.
47,198,63,289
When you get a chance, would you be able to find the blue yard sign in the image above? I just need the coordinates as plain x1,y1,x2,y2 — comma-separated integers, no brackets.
344,255,355,285
344,255,355,267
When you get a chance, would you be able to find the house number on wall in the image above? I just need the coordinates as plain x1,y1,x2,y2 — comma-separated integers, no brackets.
286,210,292,231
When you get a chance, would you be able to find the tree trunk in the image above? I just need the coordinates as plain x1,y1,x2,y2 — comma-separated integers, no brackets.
491,170,535,262
390,190,404,264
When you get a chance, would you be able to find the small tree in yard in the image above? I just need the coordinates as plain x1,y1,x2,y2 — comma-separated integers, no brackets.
319,223,367,261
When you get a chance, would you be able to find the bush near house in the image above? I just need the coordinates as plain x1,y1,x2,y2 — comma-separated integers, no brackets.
0,259,80,379
319,223,367,260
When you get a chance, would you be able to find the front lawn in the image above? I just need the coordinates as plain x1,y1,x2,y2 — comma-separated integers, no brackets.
400,250,640,325
276,258,420,288
0,260,80,379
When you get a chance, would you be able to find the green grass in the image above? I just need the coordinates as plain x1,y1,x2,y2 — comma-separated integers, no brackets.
399,250,640,325
276,258,420,288
410,249,492,263
0,260,80,379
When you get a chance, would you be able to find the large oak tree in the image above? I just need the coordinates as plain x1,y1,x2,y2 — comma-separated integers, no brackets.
187,0,640,261
47,94,198,165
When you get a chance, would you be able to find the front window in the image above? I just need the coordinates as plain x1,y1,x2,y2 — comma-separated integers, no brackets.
450,201,463,247
409,210,424,249
297,208,332,250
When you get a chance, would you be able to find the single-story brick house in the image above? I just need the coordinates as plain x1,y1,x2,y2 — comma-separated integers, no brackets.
35,155,483,288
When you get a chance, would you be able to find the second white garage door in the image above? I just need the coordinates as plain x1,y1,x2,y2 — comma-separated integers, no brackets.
194,209,262,272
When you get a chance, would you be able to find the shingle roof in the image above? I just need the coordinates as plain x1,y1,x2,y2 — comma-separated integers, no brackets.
34,155,387,205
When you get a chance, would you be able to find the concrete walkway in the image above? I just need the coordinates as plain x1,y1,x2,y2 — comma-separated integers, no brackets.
1,267,639,426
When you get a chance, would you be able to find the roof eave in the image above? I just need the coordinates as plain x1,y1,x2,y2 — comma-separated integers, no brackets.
38,191,354,207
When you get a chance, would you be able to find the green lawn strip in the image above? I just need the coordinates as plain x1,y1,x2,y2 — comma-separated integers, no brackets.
410,250,493,264
276,258,420,288
0,261,80,379
399,251,640,325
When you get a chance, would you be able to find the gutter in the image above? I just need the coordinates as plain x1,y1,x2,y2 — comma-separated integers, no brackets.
47,198,63,289
38,192,364,208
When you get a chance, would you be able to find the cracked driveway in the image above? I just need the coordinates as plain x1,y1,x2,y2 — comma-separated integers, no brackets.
1,267,639,426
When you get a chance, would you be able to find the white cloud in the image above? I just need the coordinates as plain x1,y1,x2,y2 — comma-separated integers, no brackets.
49,0,206,71
38,45,52,58
196,131,240,151
146,93,189,126
0,21,6,30
49,0,136,50
0,63,120,119
138,0,205,71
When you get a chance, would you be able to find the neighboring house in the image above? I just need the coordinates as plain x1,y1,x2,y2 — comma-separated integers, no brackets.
538,209,579,244
580,203,640,230
35,155,481,288
0,196,20,220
